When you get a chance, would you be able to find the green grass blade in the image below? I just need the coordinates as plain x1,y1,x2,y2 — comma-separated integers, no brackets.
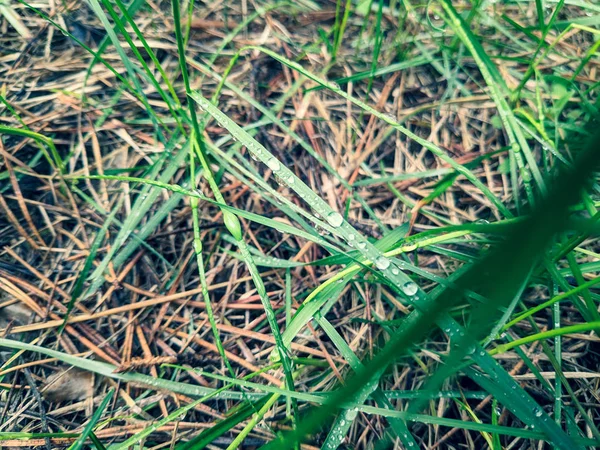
67,389,114,450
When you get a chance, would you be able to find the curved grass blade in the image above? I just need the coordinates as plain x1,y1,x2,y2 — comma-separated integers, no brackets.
171,0,300,432
0,125,64,173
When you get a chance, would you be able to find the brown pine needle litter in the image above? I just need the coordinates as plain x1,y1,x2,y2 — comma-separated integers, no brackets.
0,1,599,449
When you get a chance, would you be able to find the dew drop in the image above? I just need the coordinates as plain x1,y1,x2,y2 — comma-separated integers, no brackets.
266,158,281,171
330,82,340,90
401,281,418,296
391,267,399,275
326,211,344,228
534,408,543,417
374,256,390,270
357,242,366,250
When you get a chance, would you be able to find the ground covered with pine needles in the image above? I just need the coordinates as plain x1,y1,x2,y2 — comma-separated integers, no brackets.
0,0,599,449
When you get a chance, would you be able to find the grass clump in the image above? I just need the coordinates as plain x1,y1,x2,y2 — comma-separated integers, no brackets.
0,1,599,449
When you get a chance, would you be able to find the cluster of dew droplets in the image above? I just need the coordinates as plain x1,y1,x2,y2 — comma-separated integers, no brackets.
383,112,396,122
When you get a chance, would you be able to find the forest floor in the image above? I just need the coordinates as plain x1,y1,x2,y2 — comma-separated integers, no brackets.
0,1,599,449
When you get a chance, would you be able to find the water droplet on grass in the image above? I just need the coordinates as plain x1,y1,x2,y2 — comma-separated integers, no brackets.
374,256,390,270
345,408,358,420
401,281,418,296
266,158,281,171
326,211,344,228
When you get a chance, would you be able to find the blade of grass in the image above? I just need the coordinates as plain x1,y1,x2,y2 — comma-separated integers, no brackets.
67,389,114,450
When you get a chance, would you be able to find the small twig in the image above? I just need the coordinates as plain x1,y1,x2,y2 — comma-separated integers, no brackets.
21,365,51,450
